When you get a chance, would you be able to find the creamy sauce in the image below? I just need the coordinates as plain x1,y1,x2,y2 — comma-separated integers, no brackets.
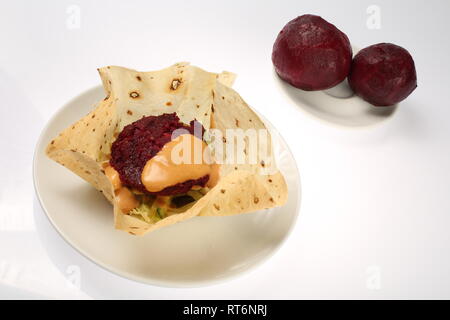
141,134,219,192
104,164,138,213
115,187,139,213
104,165,122,191
103,132,220,215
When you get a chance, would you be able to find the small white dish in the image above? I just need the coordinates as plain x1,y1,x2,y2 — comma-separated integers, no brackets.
33,86,301,287
324,78,354,99
274,46,398,128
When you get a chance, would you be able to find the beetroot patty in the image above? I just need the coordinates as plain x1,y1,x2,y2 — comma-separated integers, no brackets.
110,113,209,196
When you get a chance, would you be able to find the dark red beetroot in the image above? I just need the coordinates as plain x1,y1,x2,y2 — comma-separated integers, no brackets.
110,113,208,196
348,43,417,106
272,14,352,91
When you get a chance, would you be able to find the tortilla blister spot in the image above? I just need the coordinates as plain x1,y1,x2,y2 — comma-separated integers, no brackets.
46,63,287,235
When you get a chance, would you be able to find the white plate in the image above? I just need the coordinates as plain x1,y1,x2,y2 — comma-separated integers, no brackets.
33,86,301,287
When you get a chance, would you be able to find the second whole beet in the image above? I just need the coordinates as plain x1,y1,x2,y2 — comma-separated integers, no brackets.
348,43,417,106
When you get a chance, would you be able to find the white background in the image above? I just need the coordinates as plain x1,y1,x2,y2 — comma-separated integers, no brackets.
1,0,450,299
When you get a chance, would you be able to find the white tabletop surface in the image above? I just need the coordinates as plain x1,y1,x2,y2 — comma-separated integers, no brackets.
1,0,450,299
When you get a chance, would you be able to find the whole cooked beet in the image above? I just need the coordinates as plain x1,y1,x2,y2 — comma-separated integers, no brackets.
348,43,417,106
272,14,352,91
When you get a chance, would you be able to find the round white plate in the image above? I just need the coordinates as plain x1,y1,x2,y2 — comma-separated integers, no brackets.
33,86,301,287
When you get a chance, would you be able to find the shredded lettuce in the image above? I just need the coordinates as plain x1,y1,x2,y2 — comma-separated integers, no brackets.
156,207,166,219
129,203,161,224
129,188,208,223
186,190,205,200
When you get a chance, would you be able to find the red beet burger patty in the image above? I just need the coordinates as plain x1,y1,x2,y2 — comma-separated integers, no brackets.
110,113,209,196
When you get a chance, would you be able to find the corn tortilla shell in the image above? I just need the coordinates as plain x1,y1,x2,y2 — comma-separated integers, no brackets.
46,63,288,235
